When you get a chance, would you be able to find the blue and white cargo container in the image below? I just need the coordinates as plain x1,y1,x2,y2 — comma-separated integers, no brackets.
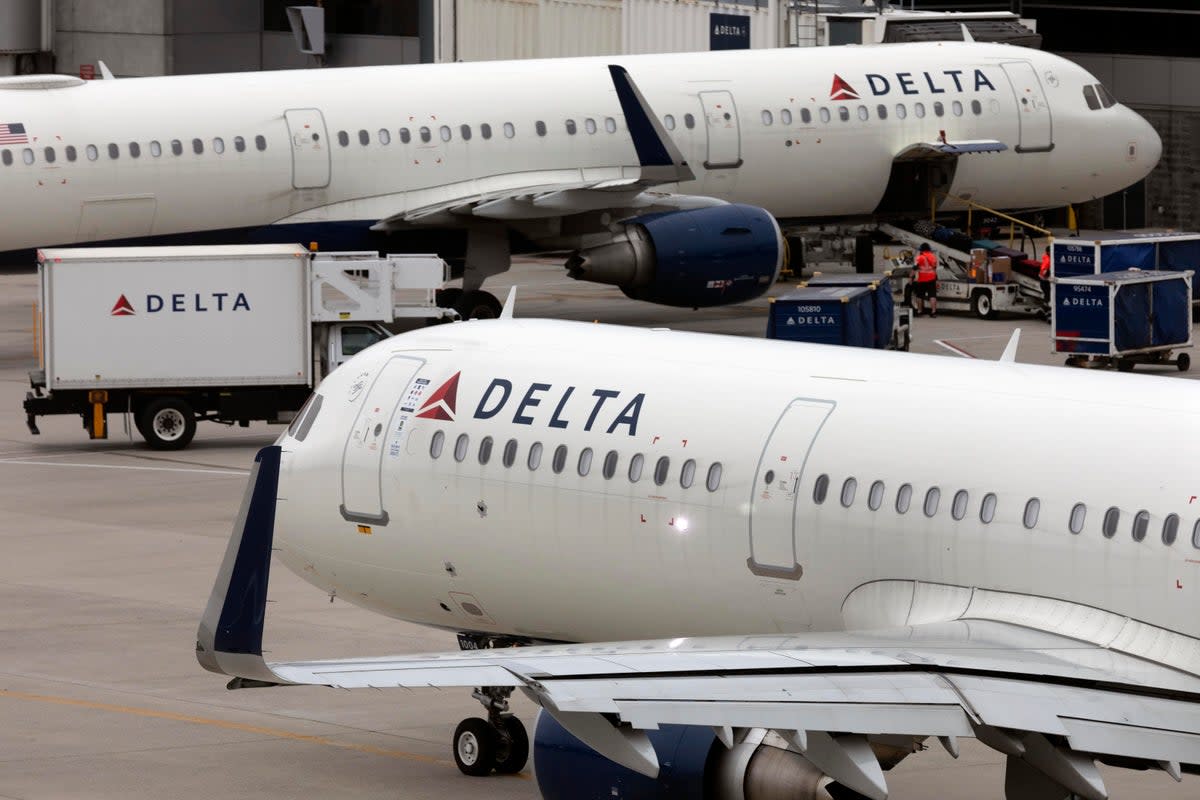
767,286,875,348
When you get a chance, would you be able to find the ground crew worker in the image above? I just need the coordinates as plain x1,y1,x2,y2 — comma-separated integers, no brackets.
1039,245,1052,316
913,243,938,317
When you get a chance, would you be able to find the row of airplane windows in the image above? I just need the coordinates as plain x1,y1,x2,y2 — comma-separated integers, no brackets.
335,116,625,148
812,474,1200,548
0,135,269,166
761,98,987,127
429,429,723,492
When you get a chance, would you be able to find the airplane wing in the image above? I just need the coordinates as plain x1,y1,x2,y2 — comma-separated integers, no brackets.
198,448,1200,799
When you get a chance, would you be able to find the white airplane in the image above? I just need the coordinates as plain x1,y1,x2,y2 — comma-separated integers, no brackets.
0,42,1159,316
198,309,1200,800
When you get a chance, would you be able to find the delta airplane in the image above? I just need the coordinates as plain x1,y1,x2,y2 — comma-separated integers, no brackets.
0,41,1160,317
198,304,1200,800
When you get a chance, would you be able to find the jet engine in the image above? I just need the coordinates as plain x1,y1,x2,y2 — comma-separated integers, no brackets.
533,711,914,800
564,204,783,308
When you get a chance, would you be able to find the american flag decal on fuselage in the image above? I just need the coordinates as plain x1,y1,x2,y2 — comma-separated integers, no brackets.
0,123,28,145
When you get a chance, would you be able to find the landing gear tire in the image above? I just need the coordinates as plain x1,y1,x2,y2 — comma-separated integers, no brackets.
971,290,994,320
138,397,196,450
493,716,529,774
453,718,499,777
455,289,502,320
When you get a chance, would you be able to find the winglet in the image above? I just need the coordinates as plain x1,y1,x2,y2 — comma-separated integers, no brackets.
98,60,115,80
607,65,695,184
499,286,517,319
196,445,287,685
999,328,1021,363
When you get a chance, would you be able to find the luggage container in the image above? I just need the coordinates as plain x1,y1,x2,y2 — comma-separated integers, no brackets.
1052,234,1200,302
803,272,911,350
767,286,874,348
1052,269,1192,372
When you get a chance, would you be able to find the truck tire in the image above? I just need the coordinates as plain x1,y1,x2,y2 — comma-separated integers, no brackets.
139,398,196,450
971,290,995,320
455,290,502,320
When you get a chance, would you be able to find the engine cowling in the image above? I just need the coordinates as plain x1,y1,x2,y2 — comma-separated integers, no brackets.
564,204,783,308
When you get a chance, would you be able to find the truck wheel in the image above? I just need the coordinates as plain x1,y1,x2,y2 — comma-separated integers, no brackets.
435,288,462,309
139,398,196,450
971,291,994,320
455,290,502,320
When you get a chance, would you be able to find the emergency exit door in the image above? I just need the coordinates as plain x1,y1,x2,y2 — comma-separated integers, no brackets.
747,398,835,580
284,108,331,189
1001,61,1053,153
340,356,425,524
698,91,743,169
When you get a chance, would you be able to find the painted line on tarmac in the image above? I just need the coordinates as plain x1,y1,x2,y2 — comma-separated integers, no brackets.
0,687,535,777
0,459,248,476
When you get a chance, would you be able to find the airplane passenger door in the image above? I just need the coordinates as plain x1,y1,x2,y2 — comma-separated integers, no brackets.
340,356,425,525
747,398,835,580
698,91,743,169
1001,61,1053,153
284,108,331,189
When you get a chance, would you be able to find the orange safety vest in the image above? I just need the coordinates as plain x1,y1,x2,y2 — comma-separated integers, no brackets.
1039,252,1051,279
915,251,938,282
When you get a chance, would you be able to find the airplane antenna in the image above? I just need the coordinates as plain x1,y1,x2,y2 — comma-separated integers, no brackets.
499,286,517,319
999,328,1021,363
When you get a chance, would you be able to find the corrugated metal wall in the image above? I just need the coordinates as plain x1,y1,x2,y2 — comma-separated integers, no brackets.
623,0,776,55
454,0,621,62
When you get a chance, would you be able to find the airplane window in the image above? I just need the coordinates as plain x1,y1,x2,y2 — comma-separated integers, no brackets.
337,130,349,147
358,130,370,146
800,108,812,124
1193,519,1200,549
503,122,515,139
289,393,323,441
565,119,577,135
578,447,593,476
896,483,912,514
951,490,968,520
868,480,884,510
706,462,722,492
192,138,203,154
819,107,831,124
664,114,675,131
478,436,493,465
454,433,469,462
680,458,696,489
378,129,391,145
213,137,225,154
399,128,411,144
761,110,773,126
923,487,940,517
170,139,182,156
1023,498,1040,529
914,103,926,119
1102,507,1120,538
602,450,619,480
933,101,945,117
440,125,451,142
971,100,982,115
527,442,543,471
584,118,597,134
86,144,99,161
128,142,140,158
460,125,471,141
1,150,11,166
684,113,695,129
876,104,888,120
502,438,518,467
147,141,160,157
781,109,792,125
535,121,547,137
604,117,617,133
980,493,997,523
420,127,431,143
430,430,445,459
840,477,857,508
107,143,119,159
480,123,492,140
1069,503,1086,534
838,107,850,122
895,104,907,120
552,444,567,474
653,456,670,486
1163,513,1180,546
952,100,963,117
812,474,830,504
1132,510,1149,542
628,453,644,482
255,135,267,151
857,105,868,121
21,148,33,164
233,136,245,152
43,147,55,163
1096,84,1116,109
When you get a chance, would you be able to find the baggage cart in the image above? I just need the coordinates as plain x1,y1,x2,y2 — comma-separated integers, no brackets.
767,286,874,348
804,272,911,350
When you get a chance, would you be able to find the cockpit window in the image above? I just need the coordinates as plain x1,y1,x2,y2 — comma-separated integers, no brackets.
1096,84,1116,109
288,393,323,441
1082,85,1100,111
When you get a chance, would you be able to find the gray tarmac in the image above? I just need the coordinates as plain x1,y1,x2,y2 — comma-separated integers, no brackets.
0,260,1195,799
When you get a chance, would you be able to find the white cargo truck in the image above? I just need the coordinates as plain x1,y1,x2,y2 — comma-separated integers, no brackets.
25,244,454,449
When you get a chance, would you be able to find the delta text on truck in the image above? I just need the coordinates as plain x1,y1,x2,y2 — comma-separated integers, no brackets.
24,244,454,449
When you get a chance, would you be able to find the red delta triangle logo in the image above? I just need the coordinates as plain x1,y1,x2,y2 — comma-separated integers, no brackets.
110,294,135,316
829,74,859,101
416,371,460,421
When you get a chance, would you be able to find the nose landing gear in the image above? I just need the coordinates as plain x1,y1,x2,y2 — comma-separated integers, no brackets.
452,686,529,776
